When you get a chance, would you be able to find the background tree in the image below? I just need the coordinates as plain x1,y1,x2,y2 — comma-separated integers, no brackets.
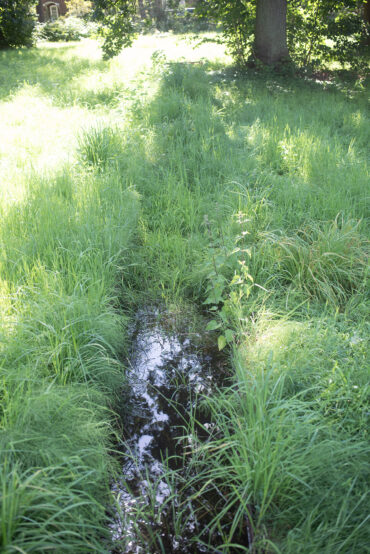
93,0,369,67
0,0,38,48
287,0,369,68
138,0,147,19
197,0,369,68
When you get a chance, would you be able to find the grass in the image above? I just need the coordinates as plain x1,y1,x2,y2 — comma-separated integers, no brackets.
0,34,369,552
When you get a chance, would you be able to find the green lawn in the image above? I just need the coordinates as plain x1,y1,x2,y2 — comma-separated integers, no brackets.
0,35,368,552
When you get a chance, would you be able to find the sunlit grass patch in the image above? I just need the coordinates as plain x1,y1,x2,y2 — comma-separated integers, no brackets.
0,87,87,180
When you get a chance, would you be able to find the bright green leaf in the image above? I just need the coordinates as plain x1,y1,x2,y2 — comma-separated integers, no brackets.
218,335,227,350
225,329,234,343
206,320,221,331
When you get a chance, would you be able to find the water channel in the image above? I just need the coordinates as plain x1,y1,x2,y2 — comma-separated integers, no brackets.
110,307,242,553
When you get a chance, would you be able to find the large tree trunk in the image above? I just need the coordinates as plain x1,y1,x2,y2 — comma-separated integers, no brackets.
254,0,289,65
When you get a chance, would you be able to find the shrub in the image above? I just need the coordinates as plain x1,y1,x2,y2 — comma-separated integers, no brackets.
0,0,37,49
37,16,97,42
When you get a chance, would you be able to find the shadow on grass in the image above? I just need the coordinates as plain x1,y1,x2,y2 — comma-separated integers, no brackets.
113,57,368,302
117,60,369,553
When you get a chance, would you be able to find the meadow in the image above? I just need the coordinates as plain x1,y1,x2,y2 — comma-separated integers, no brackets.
0,34,368,552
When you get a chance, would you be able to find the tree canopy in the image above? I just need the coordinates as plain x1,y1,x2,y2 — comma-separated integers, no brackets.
93,0,137,58
93,0,369,68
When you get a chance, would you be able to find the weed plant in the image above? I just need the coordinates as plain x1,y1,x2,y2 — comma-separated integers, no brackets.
0,35,368,552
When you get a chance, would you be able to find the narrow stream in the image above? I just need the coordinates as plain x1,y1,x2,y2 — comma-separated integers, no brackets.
110,308,233,553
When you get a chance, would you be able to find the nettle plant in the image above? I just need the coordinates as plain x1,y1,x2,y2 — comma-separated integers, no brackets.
203,212,256,350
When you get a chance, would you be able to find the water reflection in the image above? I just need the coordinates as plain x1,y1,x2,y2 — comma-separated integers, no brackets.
111,308,221,553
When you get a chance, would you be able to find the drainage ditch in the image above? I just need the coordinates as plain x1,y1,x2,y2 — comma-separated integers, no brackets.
110,307,248,553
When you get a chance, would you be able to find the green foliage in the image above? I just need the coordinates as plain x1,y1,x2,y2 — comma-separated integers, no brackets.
288,0,369,70
37,16,98,42
0,35,368,551
0,0,37,49
0,48,139,547
93,0,137,58
0,166,138,548
77,124,123,168
0,459,111,552
164,8,214,33
191,361,369,552
259,217,368,305
197,0,369,68
197,0,255,64
66,0,93,18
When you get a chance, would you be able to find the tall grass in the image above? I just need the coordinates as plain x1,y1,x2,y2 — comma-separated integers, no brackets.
0,54,139,547
0,34,368,551
109,44,368,551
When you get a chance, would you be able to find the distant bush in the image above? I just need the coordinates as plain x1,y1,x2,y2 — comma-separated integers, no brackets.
37,16,98,42
65,0,93,18
0,0,37,49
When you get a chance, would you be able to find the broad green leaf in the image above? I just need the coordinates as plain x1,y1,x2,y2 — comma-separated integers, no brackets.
206,320,221,331
219,309,228,322
225,329,234,343
218,335,227,350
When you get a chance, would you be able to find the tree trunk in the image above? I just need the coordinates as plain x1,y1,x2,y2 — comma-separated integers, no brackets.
254,0,289,65
138,0,147,19
151,0,166,23
362,0,370,46
364,0,370,25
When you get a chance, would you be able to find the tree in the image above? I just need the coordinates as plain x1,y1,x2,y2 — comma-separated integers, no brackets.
197,0,369,68
254,0,288,64
196,0,290,65
93,0,137,58
151,0,166,23
138,0,147,18
0,0,38,49
93,0,369,67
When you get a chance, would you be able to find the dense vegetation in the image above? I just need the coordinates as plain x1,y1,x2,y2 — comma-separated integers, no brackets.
0,34,369,552
0,0,37,48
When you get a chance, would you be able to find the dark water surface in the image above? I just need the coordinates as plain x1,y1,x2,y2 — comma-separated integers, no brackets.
110,308,234,553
